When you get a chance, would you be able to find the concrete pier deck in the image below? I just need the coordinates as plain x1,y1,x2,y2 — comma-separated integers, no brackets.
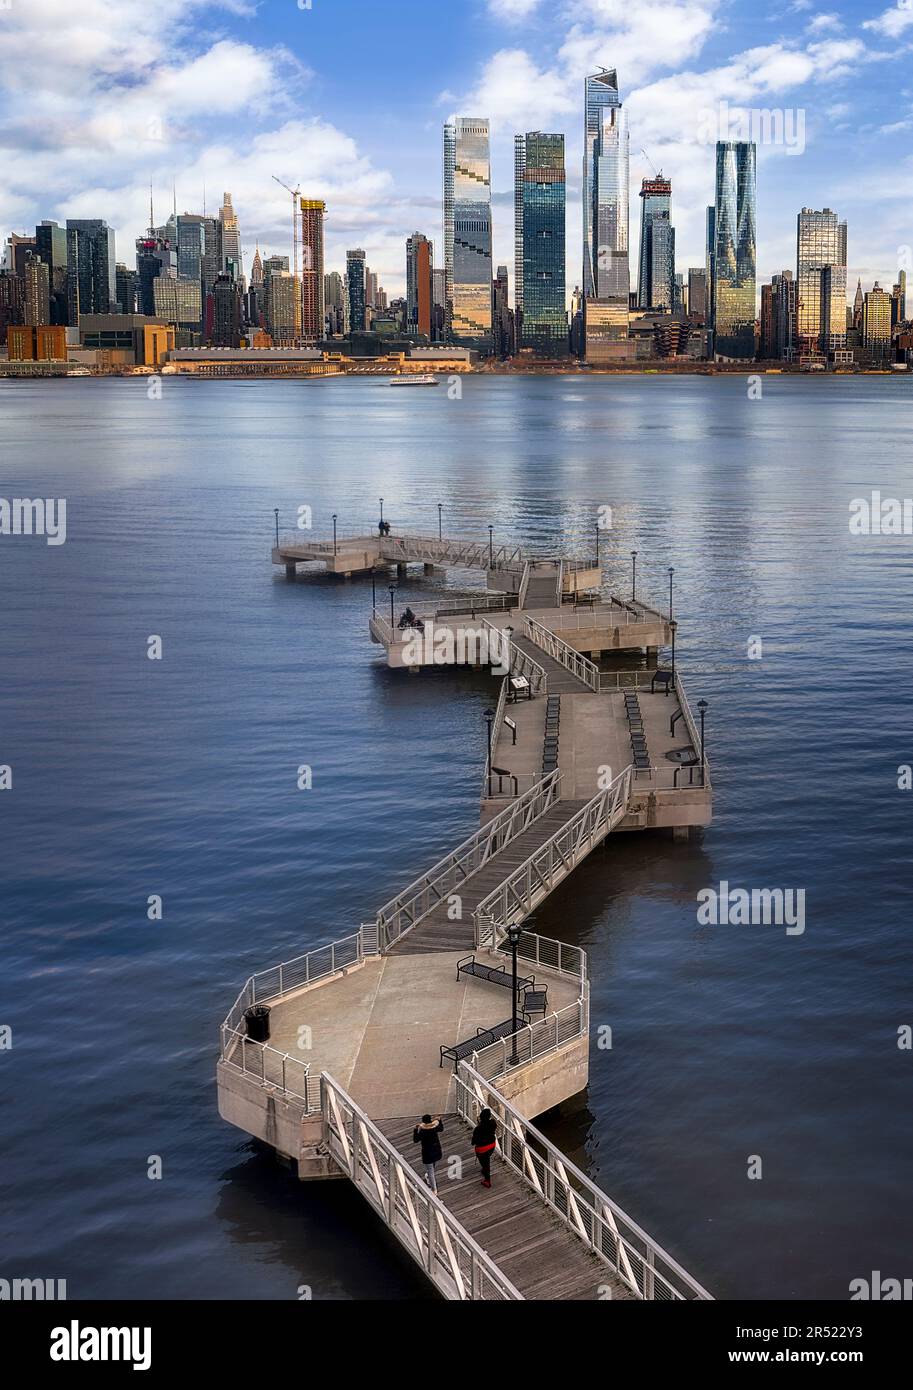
216,526,714,1300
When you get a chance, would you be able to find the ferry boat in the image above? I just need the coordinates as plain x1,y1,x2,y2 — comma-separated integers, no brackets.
389,374,439,386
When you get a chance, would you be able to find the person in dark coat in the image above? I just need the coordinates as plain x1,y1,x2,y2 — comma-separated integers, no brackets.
471,1107,497,1188
413,1114,444,1192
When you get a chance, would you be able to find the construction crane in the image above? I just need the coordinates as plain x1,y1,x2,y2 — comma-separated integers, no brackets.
272,174,302,339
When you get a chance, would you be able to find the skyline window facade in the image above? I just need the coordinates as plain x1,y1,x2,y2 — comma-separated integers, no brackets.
796,207,847,358
712,142,756,360
637,177,674,310
444,117,493,351
516,132,567,357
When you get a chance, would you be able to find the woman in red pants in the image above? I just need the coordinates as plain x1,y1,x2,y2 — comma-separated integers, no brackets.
472,1107,497,1188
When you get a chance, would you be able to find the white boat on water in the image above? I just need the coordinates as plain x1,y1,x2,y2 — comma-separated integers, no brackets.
389,374,439,386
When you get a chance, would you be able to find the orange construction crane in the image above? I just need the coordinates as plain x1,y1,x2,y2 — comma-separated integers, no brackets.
272,174,302,339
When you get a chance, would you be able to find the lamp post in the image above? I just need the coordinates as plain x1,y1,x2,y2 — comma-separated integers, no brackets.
484,707,494,799
371,573,376,614
698,699,708,785
507,922,522,1065
388,583,396,628
438,502,443,541
595,522,600,569
332,513,337,555
631,550,638,602
274,508,279,547
670,619,677,681
668,566,674,621
488,525,494,568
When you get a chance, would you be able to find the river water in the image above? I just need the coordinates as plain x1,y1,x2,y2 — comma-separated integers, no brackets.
2,374,911,1300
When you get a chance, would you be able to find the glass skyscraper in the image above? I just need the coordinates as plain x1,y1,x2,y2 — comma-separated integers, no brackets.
444,118,493,350
796,207,847,357
65,219,116,323
712,142,756,359
583,70,629,302
346,248,366,333
637,177,674,310
515,132,567,356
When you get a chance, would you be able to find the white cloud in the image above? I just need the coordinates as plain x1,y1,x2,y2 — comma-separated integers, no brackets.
806,13,844,34
863,5,913,39
487,0,542,20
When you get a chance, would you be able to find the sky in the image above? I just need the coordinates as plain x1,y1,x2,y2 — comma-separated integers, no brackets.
1,0,911,304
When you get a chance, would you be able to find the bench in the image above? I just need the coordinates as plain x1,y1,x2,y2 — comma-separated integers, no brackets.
522,985,549,1018
457,955,533,995
492,766,518,795
440,1016,528,1069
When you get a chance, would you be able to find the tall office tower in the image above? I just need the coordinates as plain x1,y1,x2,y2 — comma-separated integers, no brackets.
406,232,434,338
364,268,378,310
264,255,289,276
761,270,796,359
115,263,138,315
582,71,630,360
674,272,685,315
513,134,526,343
891,270,907,326
637,176,673,308
35,221,68,325
66,219,117,323
23,254,50,326
219,193,241,279
796,208,847,357
705,205,716,331
688,267,708,322
492,264,513,357
375,287,388,311
863,283,892,354
346,248,366,332
6,234,36,278
300,200,326,342
431,266,446,341
153,276,203,342
251,246,264,288
212,272,242,347
853,278,864,330
135,233,176,317
712,142,756,359
324,270,347,336
516,131,567,357
443,117,493,350
266,270,298,343
582,69,628,299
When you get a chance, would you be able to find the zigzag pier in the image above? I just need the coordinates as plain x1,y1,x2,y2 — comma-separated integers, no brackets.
218,527,713,1301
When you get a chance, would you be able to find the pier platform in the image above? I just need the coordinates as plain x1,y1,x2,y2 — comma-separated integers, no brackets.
217,527,713,1300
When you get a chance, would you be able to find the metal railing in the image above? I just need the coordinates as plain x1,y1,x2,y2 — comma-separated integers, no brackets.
434,593,519,619
517,560,532,611
524,615,601,691
672,670,711,788
468,998,588,1082
380,534,524,571
219,1025,312,1105
473,767,633,936
320,1073,522,1300
454,1064,713,1301
479,618,548,695
219,928,377,1104
375,769,562,950
481,675,509,798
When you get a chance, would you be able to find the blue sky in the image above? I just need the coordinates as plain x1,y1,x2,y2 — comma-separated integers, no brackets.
1,0,911,302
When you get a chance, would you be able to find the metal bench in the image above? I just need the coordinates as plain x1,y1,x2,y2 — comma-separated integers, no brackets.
457,955,533,995
522,985,549,1018
440,1016,527,1070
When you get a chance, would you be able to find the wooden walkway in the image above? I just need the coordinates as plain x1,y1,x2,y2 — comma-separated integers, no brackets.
380,1114,634,1301
389,800,588,953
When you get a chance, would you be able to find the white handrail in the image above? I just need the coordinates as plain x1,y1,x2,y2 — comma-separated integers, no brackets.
376,769,562,949
479,617,548,695
454,1064,713,1301
320,1074,523,1300
473,767,633,934
524,614,601,691
481,675,509,797
219,1024,312,1105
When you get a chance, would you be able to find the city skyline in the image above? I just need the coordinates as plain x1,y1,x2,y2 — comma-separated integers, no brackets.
1,0,911,306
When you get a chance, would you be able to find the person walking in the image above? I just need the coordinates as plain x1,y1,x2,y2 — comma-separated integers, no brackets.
413,1114,444,1193
472,1107,497,1188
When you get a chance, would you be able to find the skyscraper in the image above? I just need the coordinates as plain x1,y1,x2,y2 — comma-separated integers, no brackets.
891,270,907,326
582,70,630,360
23,254,50,327
712,142,756,359
66,219,117,322
444,117,493,350
516,132,567,356
35,221,68,325
115,263,138,316
324,270,346,336
212,272,242,347
688,267,708,322
863,283,892,354
406,232,433,338
796,207,847,357
638,176,674,310
346,249,366,333
219,193,241,280
300,200,326,342
705,205,716,331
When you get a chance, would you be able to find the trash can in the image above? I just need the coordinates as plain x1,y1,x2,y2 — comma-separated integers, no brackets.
244,1004,271,1043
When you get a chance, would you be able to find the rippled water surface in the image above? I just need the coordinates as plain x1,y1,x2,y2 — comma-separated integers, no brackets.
2,375,911,1299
